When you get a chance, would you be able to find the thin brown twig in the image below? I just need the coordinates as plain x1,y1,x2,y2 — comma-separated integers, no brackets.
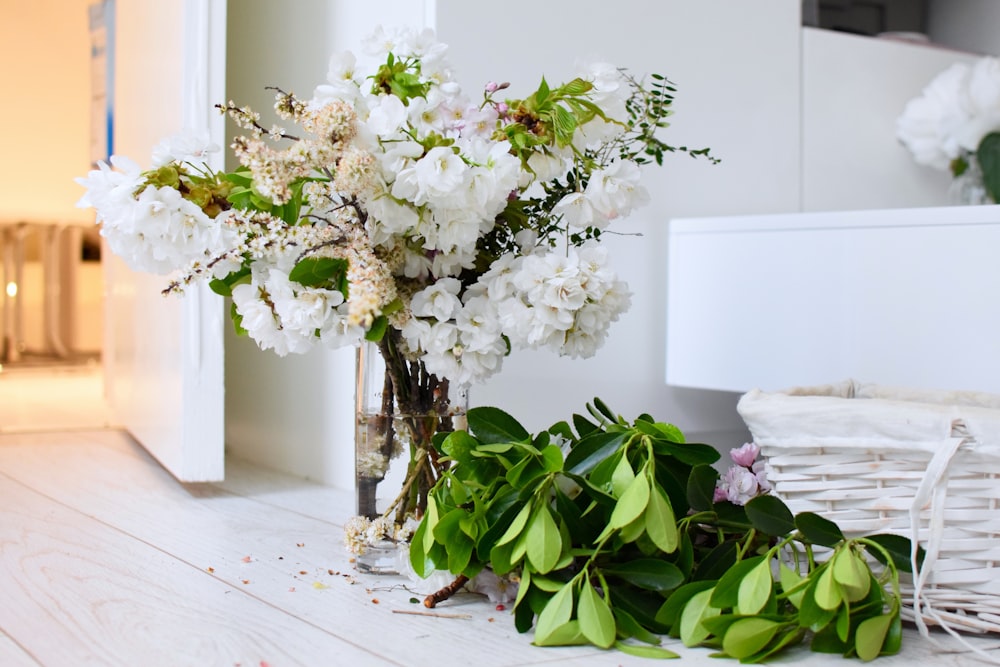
423,574,469,608
392,609,472,620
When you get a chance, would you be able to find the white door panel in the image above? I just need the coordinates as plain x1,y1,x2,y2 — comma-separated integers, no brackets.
105,0,226,482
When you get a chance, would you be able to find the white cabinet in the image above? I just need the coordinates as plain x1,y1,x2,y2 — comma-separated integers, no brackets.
801,28,979,212
666,205,1000,394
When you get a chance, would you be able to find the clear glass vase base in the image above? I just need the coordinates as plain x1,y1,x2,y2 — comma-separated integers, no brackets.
354,541,406,575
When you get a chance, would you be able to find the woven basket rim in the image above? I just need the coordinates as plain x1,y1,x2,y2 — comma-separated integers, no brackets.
738,380,1000,449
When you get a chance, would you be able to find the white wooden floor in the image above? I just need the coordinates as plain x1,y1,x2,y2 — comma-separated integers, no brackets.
1,367,999,666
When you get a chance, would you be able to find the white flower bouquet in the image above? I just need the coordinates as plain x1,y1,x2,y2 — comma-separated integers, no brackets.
77,25,716,554
897,55,1000,204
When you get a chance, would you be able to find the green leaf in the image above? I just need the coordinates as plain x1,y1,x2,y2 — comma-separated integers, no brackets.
540,443,564,473
510,527,529,565
558,77,594,97
711,556,765,610
530,574,565,593
698,614,745,639
364,315,388,342
855,613,895,661
578,580,616,648
553,485,589,543
229,301,247,336
721,618,782,660
590,396,618,423
679,588,721,647
422,496,440,553
745,495,796,536
489,539,515,576
882,611,902,655
694,540,739,581
505,454,546,490
288,256,347,288
208,267,251,297
813,564,843,611
611,453,637,497
606,470,649,531
673,532,694,579
647,421,687,444
613,641,680,660
832,547,871,602
810,622,850,653
795,512,845,547
514,593,536,633
648,439,720,466
737,557,774,616
495,502,532,547
838,603,854,644
588,449,624,493
572,413,599,438
447,534,474,574
564,431,625,475
865,533,922,574
613,607,662,645
602,559,684,594
609,586,671,635
644,483,678,553
532,620,588,647
977,131,1000,203
686,464,719,512
798,573,838,631
619,512,647,545
744,626,807,664
526,505,562,574
408,519,431,578
655,580,717,630
468,406,530,444
779,561,806,609
533,581,574,644
431,508,464,545
476,493,524,561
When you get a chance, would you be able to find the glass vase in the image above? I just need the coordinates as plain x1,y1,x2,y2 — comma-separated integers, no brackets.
352,329,467,574
950,155,993,205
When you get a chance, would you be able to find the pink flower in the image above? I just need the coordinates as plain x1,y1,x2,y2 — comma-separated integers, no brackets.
715,442,771,506
720,466,761,505
730,442,760,468
753,460,772,494
713,486,729,503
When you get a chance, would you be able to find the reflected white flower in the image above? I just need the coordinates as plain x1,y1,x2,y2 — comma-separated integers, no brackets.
150,131,219,168
470,568,520,605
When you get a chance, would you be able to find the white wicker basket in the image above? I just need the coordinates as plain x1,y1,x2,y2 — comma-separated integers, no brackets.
737,380,1000,635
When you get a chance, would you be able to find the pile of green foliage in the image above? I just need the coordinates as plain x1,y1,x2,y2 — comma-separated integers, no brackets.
409,400,919,662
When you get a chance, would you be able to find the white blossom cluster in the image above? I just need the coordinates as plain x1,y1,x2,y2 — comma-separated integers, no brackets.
75,139,239,275
344,513,420,555
77,25,658,387
897,56,1000,170
400,243,631,386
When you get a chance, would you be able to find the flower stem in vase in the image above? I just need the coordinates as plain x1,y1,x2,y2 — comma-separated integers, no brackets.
351,331,467,573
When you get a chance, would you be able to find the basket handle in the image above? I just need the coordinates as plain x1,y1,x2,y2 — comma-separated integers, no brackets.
909,434,1000,663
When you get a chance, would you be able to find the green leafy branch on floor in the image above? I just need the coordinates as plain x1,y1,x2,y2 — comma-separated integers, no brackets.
409,399,921,662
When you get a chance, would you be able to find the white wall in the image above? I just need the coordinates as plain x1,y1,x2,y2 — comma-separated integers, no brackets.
223,0,431,488
435,0,802,438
